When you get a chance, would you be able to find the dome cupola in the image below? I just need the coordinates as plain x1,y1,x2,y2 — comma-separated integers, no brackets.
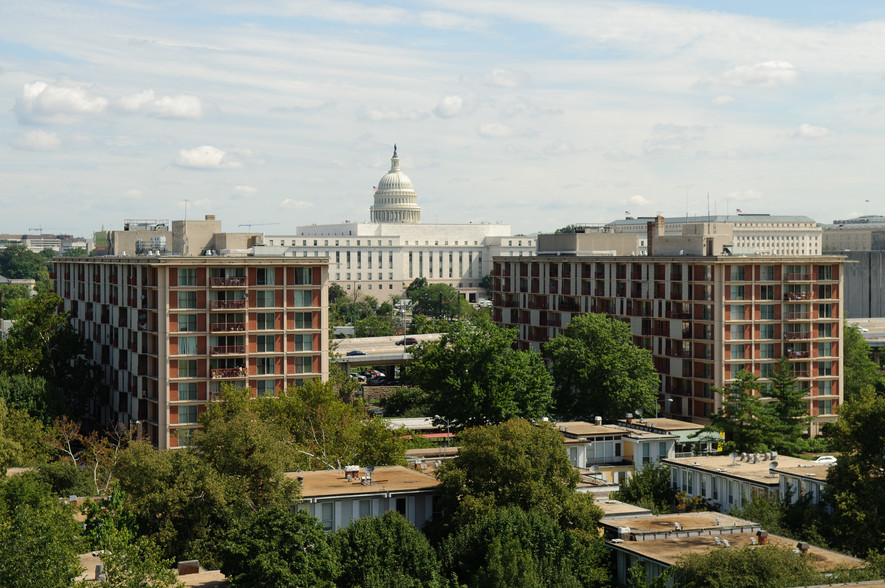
370,145,422,223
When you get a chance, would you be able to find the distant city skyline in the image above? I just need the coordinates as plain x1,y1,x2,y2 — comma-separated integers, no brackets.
3,1,885,237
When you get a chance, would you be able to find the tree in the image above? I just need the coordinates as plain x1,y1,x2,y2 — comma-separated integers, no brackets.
554,224,579,234
545,313,659,420
671,543,871,587
406,313,449,335
611,462,676,514
329,282,347,305
0,244,50,281
408,316,554,428
708,371,772,453
411,283,468,319
333,511,443,587
842,322,885,401
65,247,88,257
763,357,813,455
0,398,55,473
220,508,338,588
0,372,64,424
824,390,885,556
0,284,31,320
383,387,432,417
0,474,83,588
434,419,602,532
480,274,493,292
355,314,394,337
405,277,427,298
437,506,610,587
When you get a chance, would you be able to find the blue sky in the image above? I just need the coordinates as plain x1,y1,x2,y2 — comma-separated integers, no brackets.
2,0,885,237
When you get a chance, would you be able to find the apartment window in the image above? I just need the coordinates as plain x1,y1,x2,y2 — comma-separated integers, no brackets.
321,503,334,531
256,268,275,286
256,335,275,352
760,266,775,281
731,305,745,320
818,380,833,395
659,442,668,460
730,363,746,378
178,314,198,332
818,399,834,415
818,342,833,357
178,360,198,378
819,323,833,338
760,324,775,339
817,265,832,280
177,268,197,286
294,334,313,351
818,304,833,318
642,443,651,464
179,405,198,424
294,356,313,374
760,363,775,378
294,267,313,285
178,336,198,355
759,305,775,320
293,312,313,329
730,266,746,281
760,344,775,359
730,324,745,340
359,499,371,518
730,286,745,301
257,357,276,375
819,361,833,376
177,429,195,446
292,290,314,307
256,290,276,308
759,285,775,300
178,382,198,401
256,312,276,330
178,291,198,309
730,344,745,359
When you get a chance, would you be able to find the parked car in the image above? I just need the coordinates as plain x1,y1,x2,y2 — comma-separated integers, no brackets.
350,373,366,382
346,350,367,356
396,337,419,346
814,455,837,464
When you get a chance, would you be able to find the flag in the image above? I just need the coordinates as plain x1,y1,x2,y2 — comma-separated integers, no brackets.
736,208,743,213
625,210,631,215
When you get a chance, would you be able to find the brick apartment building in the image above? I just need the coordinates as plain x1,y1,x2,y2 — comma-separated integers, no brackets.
52,256,328,449
492,220,845,435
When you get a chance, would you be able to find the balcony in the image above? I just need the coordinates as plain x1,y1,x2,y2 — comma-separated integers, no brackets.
785,311,810,320
210,322,246,332
793,370,811,378
666,310,692,319
559,302,581,312
210,276,248,287
784,331,811,340
211,367,247,379
784,292,813,301
210,300,247,310
786,350,810,359
785,273,812,281
211,345,246,355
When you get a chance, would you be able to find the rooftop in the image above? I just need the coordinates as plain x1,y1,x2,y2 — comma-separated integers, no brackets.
608,214,818,226
287,465,439,498
594,497,653,519
772,463,833,481
601,512,758,537
663,454,819,485
617,418,704,433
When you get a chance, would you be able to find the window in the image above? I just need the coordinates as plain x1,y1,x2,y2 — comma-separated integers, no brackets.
178,314,198,332
294,334,313,351
730,266,745,281
731,344,745,359
760,343,775,359
294,267,312,285
818,380,833,395
759,305,775,320
178,382,198,401
731,305,745,320
760,324,775,339
818,323,833,338
321,503,334,531
177,428,195,446
256,335,275,352
179,405,198,424
818,399,834,415
294,356,313,374
178,268,197,286
818,342,833,357
292,290,314,307
730,286,745,301
818,304,833,318
256,379,275,397
817,265,832,280
760,266,775,281
293,312,313,329
659,442,668,460
819,361,833,376
178,360,198,378
256,290,275,308
257,357,276,375
759,285,775,300
730,324,745,340
642,443,651,464
760,363,775,378
396,497,407,516
359,499,371,519
178,291,197,309
256,312,276,330
178,336,198,355
256,268,275,286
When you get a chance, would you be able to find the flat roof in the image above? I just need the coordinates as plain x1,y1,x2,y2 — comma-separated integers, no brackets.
618,418,704,433
601,512,757,535
608,532,864,570
556,421,622,437
54,256,325,266
594,497,653,519
662,455,811,486
772,463,832,481
287,466,439,498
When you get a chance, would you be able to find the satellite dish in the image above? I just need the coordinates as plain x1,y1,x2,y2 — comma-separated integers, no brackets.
769,461,779,470
365,465,375,474
729,452,738,464
590,465,600,474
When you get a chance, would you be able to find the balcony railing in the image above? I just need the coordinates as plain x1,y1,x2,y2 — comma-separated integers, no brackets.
784,331,811,340
210,276,247,287
784,292,813,301
210,322,246,332
210,345,246,355
786,350,811,359
210,300,247,310
785,273,812,281
785,311,810,320
793,370,811,378
211,367,247,379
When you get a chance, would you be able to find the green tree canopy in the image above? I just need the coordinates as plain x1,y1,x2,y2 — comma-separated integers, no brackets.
763,357,813,455
545,313,659,420
0,284,31,320
843,322,885,401
434,419,602,532
332,511,443,588
0,244,51,281
405,277,428,297
355,314,395,337
411,283,468,319
408,316,554,428
611,462,677,514
220,508,338,588
708,371,772,453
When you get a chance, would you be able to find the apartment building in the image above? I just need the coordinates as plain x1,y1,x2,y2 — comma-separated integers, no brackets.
52,255,329,449
492,221,844,434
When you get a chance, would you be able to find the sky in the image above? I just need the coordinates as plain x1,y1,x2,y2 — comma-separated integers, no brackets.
3,1,885,238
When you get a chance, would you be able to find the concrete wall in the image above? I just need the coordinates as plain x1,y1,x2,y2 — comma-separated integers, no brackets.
537,232,644,256
842,250,885,318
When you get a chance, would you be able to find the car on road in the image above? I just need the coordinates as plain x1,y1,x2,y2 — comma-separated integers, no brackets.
814,455,837,465
346,350,367,356
396,337,419,346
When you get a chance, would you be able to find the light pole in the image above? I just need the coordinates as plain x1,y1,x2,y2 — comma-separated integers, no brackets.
434,414,450,447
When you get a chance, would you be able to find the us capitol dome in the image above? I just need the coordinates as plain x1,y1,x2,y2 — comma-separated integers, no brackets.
369,145,422,224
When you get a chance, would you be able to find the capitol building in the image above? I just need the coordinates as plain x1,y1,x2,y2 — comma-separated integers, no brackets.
267,147,535,301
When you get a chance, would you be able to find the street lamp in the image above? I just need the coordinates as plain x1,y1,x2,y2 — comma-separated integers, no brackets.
434,414,450,448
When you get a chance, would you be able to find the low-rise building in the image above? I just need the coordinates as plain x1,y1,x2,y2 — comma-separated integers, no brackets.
289,466,439,531
772,462,831,506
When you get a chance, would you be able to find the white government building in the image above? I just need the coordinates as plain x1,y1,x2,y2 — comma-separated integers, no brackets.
267,147,535,301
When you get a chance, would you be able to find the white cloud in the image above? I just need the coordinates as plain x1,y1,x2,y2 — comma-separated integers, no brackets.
124,189,143,199
15,81,108,124
282,199,312,209
233,185,258,196
628,194,650,206
482,68,530,87
797,123,830,139
707,61,799,88
13,130,61,151
712,95,735,106
644,123,706,154
727,189,765,200
434,94,475,118
116,91,203,119
477,122,534,138
603,149,636,162
544,141,574,156
358,106,424,121
175,145,243,169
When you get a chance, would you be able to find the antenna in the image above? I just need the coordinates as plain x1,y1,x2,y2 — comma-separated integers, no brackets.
729,452,738,465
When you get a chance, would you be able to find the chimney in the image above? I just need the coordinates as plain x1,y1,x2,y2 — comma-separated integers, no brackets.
647,221,655,256
205,214,215,220
626,413,633,425
757,531,769,545
594,416,603,426
178,560,200,575
797,542,810,555
655,215,665,236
